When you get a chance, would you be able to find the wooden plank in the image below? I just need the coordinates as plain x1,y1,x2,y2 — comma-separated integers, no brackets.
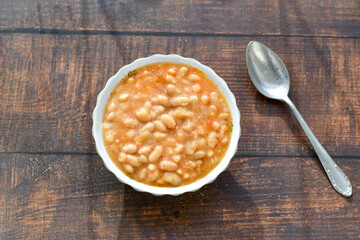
0,153,359,239
278,0,360,37
1,34,360,156
0,0,279,34
0,0,360,37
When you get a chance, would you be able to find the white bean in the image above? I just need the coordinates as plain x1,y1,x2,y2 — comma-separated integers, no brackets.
170,96,190,107
150,105,165,119
126,130,137,138
201,95,209,105
105,131,115,143
138,146,152,155
106,112,116,121
210,158,217,165
172,108,194,118
135,81,141,89
107,102,117,112
147,169,159,182
207,150,214,158
159,160,178,171
153,131,167,140
213,121,220,130
190,95,198,105
174,144,184,153
172,155,181,163
188,73,201,81
138,168,147,180
160,114,176,128
209,105,217,115
135,108,151,122
168,68,176,75
178,66,188,77
191,131,199,139
220,137,229,145
158,95,170,106
182,120,194,133
148,164,156,171
127,154,140,167
118,93,129,102
207,132,218,148
124,164,134,173
123,117,140,128
140,122,155,132
219,113,229,120
122,143,137,154
138,130,152,142
165,74,176,83
210,92,218,104
118,152,127,163
166,84,180,96
185,140,198,154
197,126,205,135
149,146,163,162
186,161,196,169
139,155,148,163
182,80,190,85
219,125,228,139
144,101,152,111
154,120,167,132
102,121,115,130
162,172,181,186
156,179,165,185
193,151,206,159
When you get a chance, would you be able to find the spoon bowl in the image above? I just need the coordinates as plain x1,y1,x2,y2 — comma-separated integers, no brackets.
246,41,290,100
246,41,352,197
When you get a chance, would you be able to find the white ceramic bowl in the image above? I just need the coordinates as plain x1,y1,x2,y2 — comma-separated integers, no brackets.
92,54,241,196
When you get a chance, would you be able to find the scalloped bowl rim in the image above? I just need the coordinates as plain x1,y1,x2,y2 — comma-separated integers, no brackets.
92,54,241,196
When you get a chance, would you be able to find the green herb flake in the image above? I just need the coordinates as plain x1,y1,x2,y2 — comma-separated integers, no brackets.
127,70,137,77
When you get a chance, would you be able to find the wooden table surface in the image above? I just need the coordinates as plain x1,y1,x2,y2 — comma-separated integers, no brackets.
1,1,360,239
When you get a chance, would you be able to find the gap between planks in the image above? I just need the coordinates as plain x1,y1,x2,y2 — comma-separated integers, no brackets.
0,28,360,39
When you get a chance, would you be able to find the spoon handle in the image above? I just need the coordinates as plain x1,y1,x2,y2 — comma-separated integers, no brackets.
283,96,352,197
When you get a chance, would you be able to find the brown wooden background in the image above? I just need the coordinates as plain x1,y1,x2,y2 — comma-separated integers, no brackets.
1,1,360,239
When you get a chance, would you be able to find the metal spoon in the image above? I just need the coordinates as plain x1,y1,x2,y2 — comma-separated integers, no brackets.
246,41,352,197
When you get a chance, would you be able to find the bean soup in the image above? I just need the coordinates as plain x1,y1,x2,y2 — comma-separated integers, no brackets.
102,63,232,187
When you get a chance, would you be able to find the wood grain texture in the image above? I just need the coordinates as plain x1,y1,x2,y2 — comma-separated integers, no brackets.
0,153,358,239
1,34,360,156
1,1,360,239
0,0,360,37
